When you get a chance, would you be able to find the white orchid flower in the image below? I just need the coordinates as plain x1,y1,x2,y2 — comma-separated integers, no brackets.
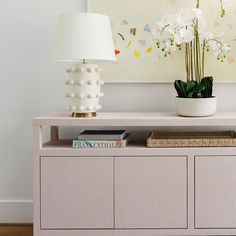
179,28,195,43
174,34,184,45
153,2,230,61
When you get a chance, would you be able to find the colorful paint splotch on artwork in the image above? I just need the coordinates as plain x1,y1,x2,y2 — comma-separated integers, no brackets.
147,47,153,53
121,19,128,25
118,33,125,41
144,24,151,33
228,56,235,64
130,28,137,36
126,41,132,48
138,39,146,46
134,50,141,58
115,49,121,55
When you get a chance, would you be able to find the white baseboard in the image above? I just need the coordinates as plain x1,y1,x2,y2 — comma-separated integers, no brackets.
0,200,33,223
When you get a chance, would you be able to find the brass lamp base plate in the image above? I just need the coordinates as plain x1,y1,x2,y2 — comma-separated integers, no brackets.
72,112,97,118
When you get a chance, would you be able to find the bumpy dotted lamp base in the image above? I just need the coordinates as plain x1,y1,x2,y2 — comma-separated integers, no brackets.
65,64,104,118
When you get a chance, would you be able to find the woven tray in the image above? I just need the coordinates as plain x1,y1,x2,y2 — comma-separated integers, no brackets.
147,131,236,147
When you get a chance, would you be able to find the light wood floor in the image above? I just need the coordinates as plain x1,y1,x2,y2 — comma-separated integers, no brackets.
0,224,33,236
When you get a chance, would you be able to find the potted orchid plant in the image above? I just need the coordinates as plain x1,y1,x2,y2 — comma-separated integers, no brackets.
153,0,231,117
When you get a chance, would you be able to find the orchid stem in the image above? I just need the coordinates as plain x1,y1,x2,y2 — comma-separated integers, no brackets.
196,0,200,8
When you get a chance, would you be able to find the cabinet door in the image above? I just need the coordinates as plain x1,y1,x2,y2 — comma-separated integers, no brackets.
195,156,236,228
41,157,113,229
115,156,187,229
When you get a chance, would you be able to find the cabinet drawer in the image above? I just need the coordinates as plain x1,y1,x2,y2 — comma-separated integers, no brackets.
40,156,113,229
195,156,236,228
115,156,187,229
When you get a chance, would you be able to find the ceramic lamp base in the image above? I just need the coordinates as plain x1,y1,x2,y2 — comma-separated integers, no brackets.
65,64,104,118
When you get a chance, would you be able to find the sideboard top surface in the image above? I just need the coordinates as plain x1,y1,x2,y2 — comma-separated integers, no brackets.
33,112,236,127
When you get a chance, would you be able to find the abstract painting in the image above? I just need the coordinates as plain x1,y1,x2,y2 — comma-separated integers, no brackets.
88,0,236,82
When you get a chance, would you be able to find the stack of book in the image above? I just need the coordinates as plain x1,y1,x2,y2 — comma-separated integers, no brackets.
73,130,128,148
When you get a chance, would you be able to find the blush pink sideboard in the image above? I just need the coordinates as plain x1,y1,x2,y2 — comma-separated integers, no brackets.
33,112,236,236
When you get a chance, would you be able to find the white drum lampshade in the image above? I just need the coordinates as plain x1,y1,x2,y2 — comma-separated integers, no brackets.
51,12,116,118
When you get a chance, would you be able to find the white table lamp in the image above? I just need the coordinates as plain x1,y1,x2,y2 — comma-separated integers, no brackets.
52,12,116,118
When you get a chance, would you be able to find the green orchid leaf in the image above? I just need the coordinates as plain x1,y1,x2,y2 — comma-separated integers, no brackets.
174,80,187,97
201,76,213,98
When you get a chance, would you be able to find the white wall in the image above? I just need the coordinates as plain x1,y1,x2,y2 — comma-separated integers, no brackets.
0,0,84,223
0,0,236,223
